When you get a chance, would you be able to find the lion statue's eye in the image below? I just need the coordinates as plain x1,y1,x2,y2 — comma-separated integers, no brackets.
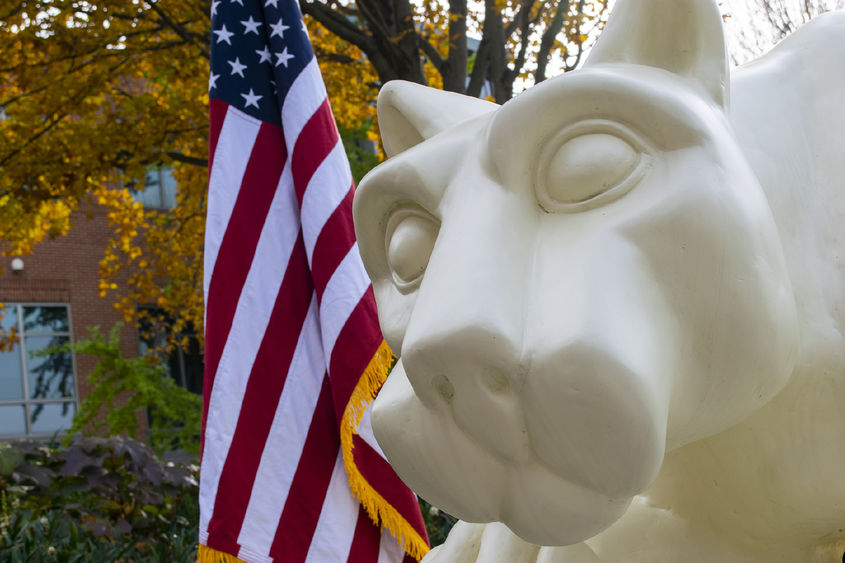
385,208,439,290
535,125,649,213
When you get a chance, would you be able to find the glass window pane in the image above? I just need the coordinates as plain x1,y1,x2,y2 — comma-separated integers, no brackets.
136,168,165,208
183,339,204,395
0,345,24,400
0,404,26,436
160,167,178,208
136,185,164,209
1,304,18,332
29,402,75,435
25,336,73,399
145,168,160,189
22,306,69,333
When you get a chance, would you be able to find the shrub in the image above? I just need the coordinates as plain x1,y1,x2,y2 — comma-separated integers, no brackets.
419,498,457,547
63,324,202,456
0,435,198,561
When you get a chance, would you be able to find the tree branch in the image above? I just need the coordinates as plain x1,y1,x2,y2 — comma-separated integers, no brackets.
442,0,468,93
564,40,584,71
166,152,208,168
483,0,510,102
0,1,26,21
509,0,533,81
148,2,210,59
312,48,357,65
1,82,53,109
355,0,395,46
535,0,570,83
0,113,68,168
300,0,373,52
466,41,490,97
1,56,132,167
504,0,536,39
418,37,444,72
562,0,588,72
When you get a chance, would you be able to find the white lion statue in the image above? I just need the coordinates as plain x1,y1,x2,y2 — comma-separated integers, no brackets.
353,0,845,560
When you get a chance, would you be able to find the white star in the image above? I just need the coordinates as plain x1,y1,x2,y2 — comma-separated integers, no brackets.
211,0,220,16
274,47,294,68
241,88,262,109
208,72,220,91
228,57,247,77
301,21,308,35
269,18,290,39
255,45,272,64
270,79,277,94
230,0,243,5
241,16,261,35
213,24,234,45
264,0,279,7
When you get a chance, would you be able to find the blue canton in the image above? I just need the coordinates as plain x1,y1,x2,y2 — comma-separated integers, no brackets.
210,0,314,127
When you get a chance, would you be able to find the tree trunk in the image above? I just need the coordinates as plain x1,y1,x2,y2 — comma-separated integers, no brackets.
442,0,468,93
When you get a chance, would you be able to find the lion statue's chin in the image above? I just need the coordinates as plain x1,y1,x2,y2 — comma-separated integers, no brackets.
372,358,664,546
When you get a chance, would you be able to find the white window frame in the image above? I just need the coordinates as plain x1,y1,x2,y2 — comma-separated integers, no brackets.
130,165,177,210
0,302,78,438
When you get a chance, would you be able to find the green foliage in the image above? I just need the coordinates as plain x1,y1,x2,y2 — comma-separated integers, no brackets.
0,443,23,476
65,324,201,456
419,498,457,547
339,120,381,185
0,435,198,561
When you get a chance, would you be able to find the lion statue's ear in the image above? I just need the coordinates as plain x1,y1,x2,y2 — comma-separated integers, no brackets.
585,0,729,109
377,81,499,157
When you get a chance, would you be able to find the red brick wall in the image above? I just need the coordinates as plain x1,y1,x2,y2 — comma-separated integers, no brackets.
0,201,140,409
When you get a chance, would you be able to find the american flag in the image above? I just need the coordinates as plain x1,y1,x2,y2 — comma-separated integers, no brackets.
199,0,429,561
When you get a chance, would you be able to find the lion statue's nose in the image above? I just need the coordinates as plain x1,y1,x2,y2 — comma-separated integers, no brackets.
523,340,668,499
402,321,670,500
402,325,533,464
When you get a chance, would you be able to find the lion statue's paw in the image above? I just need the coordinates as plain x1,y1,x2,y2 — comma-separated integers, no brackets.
424,521,601,563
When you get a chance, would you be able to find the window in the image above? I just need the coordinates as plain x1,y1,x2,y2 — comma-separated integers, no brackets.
138,310,203,395
130,165,178,209
0,304,76,437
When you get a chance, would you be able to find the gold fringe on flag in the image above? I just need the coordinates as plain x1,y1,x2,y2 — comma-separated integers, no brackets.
340,339,430,562
197,544,247,563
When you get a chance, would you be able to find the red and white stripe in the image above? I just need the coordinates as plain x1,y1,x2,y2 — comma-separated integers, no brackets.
201,55,425,562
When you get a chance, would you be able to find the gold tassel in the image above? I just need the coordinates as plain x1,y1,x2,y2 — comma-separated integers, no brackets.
199,341,428,561
197,545,247,563
340,340,430,561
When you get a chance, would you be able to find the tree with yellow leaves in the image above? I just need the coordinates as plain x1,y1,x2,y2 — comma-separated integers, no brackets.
0,0,610,351
2,0,209,344
302,0,611,103
0,1,378,348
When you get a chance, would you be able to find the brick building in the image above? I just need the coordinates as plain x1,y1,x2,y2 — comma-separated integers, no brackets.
0,170,200,439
